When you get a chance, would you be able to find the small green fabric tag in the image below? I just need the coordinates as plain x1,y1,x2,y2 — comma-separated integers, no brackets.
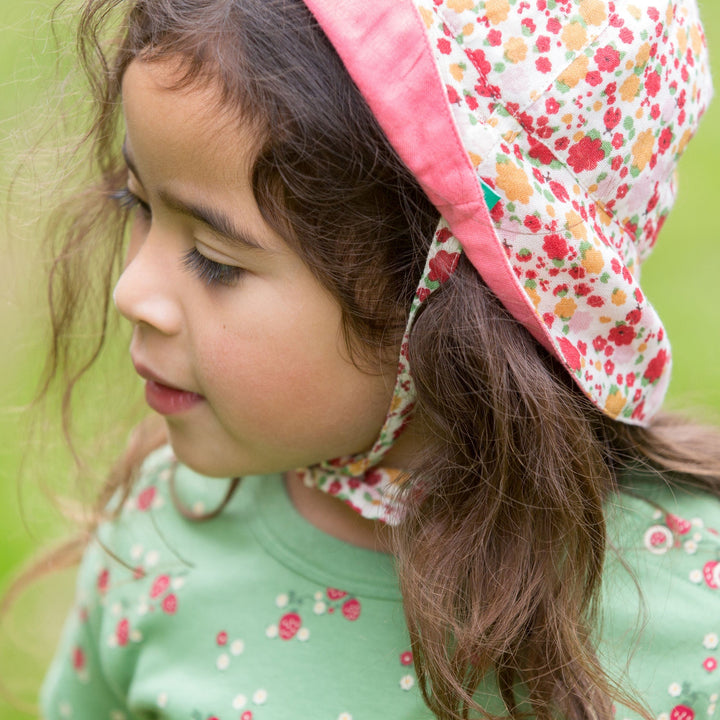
481,179,501,211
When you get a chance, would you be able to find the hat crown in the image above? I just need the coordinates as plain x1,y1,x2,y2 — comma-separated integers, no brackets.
424,0,712,267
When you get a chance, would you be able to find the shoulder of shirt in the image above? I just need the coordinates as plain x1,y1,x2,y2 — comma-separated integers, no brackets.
610,465,720,547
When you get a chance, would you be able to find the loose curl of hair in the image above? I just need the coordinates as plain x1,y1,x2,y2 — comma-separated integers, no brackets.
14,0,720,718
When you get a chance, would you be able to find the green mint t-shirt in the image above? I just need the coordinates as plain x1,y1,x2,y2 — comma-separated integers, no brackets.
42,446,720,719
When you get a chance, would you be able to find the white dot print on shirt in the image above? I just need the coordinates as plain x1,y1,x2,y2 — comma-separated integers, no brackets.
215,629,245,671
231,689,268,716
643,525,673,554
398,650,417,692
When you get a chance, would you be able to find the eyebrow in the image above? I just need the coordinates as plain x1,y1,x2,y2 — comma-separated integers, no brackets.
121,142,267,252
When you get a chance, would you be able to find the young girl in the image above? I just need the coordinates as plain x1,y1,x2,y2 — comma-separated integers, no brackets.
33,0,720,718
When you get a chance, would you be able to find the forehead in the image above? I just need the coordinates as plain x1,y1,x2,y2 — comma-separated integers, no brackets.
121,58,262,176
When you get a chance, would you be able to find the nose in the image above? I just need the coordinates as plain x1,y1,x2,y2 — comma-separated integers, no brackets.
113,234,183,336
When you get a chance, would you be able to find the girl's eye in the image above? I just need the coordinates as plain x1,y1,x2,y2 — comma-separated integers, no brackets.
112,187,242,287
181,248,244,287
111,186,151,218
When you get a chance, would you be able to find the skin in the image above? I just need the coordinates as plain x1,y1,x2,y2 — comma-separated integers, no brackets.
115,58,416,549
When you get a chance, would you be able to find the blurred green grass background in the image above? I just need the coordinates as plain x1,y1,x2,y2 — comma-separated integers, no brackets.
1,1,720,718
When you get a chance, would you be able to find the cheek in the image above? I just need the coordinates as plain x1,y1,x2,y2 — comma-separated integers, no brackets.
196,293,347,412
195,291,392,437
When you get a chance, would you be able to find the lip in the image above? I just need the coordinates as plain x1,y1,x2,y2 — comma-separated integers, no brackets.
132,360,204,416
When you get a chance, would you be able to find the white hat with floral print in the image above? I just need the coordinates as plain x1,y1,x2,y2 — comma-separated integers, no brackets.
304,0,712,423
297,0,713,521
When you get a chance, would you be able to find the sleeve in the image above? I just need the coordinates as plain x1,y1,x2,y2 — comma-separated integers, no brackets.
41,539,131,720
600,488,720,720
40,445,178,720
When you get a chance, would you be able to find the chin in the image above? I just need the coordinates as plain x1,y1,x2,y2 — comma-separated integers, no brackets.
165,432,288,479
164,433,234,478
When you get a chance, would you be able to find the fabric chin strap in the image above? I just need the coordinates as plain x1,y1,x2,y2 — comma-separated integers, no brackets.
296,185,500,524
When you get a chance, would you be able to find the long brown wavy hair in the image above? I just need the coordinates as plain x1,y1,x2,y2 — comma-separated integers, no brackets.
12,0,720,718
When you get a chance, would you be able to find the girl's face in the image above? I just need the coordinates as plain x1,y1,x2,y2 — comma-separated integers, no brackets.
115,59,397,478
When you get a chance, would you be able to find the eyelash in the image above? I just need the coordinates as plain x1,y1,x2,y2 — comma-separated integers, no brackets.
111,186,151,216
181,248,244,287
111,186,244,288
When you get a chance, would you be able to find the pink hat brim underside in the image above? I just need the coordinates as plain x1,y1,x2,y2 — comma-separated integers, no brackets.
302,0,550,353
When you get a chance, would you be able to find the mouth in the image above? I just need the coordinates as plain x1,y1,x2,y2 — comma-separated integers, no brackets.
132,360,204,416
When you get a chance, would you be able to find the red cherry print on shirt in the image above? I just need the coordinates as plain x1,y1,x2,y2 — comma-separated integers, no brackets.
216,631,228,646
150,574,170,598
133,566,145,580
703,561,720,589
72,646,85,670
162,593,178,614
97,568,110,594
279,612,302,640
326,588,348,601
648,528,668,549
136,485,156,510
116,618,130,646
670,705,695,720
665,514,691,535
341,598,361,621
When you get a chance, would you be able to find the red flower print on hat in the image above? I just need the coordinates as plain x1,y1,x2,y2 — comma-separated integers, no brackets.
594,45,621,72
608,325,635,346
300,0,713,521
428,250,460,283
543,234,569,261
567,135,606,173
643,349,669,383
